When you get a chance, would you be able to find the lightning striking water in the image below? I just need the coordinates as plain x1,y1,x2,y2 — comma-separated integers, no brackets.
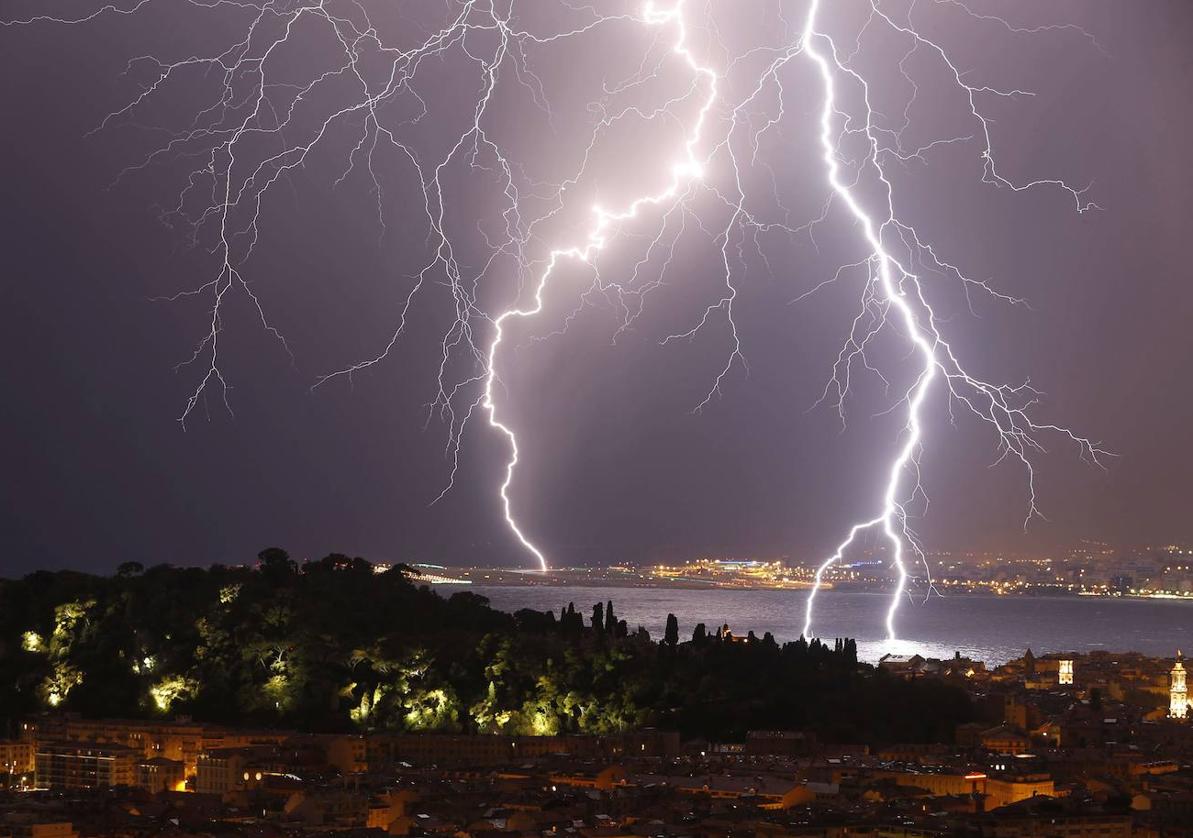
5,0,1108,638
797,0,1106,641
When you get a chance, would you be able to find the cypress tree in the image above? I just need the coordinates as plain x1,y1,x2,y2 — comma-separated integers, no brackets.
664,613,679,646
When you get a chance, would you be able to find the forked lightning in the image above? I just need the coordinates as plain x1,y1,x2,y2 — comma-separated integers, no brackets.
4,1,1107,639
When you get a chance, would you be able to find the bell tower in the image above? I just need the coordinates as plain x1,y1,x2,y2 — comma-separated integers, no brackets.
1172,653,1189,720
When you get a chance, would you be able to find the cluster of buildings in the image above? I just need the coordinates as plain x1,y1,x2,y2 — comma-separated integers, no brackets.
3,650,1193,836
440,562,815,591
902,545,1193,599
646,560,811,590
870,649,1193,831
437,543,1193,598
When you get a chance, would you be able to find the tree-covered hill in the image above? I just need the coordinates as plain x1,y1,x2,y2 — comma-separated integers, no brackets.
0,550,973,743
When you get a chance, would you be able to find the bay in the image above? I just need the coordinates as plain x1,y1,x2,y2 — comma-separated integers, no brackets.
438,585,1193,665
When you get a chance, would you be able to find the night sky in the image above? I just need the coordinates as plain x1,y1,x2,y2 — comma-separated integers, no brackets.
2,1,1191,575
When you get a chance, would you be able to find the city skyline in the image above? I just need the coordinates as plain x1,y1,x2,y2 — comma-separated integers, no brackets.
2,557,1193,831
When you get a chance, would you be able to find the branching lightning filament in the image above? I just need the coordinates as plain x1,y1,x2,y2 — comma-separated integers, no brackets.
797,0,1106,642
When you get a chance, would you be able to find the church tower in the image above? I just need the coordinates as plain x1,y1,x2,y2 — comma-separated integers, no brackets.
1172,653,1189,720
1058,659,1074,686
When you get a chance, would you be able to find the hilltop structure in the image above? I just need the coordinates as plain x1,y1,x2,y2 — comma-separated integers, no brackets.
1171,652,1188,719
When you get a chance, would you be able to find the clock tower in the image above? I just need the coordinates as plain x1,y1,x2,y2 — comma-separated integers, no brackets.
1171,653,1188,720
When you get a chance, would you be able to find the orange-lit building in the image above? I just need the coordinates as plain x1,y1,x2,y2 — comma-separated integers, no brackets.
874,769,1054,810
136,756,185,792
980,725,1031,754
0,738,36,779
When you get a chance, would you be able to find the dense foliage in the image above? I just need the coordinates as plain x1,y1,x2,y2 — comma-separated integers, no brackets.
0,551,973,742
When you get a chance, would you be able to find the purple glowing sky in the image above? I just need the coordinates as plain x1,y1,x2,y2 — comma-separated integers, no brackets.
1,0,1191,573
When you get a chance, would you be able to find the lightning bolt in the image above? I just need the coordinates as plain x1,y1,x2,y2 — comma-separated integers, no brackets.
475,1,721,571
5,0,1109,631
797,0,1107,642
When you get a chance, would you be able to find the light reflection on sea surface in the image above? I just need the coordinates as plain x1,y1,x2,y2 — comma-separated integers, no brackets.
436,585,1193,665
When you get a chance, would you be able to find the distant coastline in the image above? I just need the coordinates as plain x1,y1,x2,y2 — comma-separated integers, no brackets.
415,565,1193,601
